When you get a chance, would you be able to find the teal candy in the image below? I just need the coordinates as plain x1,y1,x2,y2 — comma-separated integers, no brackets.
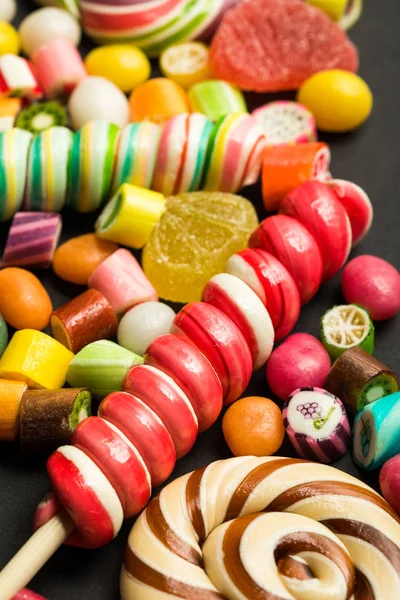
0,314,8,358
353,391,400,470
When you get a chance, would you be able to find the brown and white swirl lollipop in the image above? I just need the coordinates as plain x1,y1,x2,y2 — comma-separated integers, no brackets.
121,456,400,599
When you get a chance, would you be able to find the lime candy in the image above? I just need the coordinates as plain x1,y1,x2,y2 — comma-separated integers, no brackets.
66,340,143,400
0,314,8,358
69,389,92,430
142,191,259,303
359,373,399,412
320,304,374,361
16,102,68,134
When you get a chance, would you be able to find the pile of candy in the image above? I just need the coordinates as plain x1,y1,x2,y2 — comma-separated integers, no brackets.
0,0,399,599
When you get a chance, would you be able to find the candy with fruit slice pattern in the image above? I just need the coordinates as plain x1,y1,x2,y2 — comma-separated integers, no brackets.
283,387,351,463
252,101,317,145
320,303,375,361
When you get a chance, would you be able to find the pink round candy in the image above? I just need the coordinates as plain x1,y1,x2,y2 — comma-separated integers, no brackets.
266,333,331,401
202,273,274,370
379,455,400,515
72,416,151,518
172,302,252,405
226,248,300,341
46,445,123,549
280,180,352,282
12,590,46,600
145,334,223,432
32,39,87,98
123,364,198,459
249,215,323,305
341,255,400,320
99,391,176,487
328,179,373,246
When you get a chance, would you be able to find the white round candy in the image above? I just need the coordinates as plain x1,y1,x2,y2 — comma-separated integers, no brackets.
118,302,176,357
68,76,130,130
0,0,16,23
19,7,81,57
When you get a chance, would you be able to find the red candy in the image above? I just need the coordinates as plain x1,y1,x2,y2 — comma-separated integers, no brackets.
226,248,301,341
99,391,176,487
341,255,400,320
210,0,358,92
72,416,151,518
46,445,123,549
172,302,252,405
328,179,373,246
380,455,400,515
123,364,198,459
144,334,223,432
249,215,323,305
280,180,352,281
202,273,274,371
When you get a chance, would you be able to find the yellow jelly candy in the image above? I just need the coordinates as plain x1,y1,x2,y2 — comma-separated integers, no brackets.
159,42,212,89
0,22,20,56
297,69,373,133
142,191,258,303
84,44,151,93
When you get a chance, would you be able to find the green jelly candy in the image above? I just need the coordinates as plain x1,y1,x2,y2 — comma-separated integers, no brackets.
67,339,143,400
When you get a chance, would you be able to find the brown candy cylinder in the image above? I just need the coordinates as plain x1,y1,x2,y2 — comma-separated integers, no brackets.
50,289,118,353
323,347,399,415
20,388,92,454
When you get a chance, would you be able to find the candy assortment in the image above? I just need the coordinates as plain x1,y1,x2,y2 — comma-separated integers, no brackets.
0,1,399,600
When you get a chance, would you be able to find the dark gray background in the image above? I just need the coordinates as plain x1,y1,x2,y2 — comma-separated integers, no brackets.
0,0,399,597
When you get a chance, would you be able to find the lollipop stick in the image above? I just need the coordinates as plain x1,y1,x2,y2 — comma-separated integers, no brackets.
0,512,74,600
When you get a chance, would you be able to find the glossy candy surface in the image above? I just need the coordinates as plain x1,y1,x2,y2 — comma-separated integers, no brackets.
222,396,284,456
19,7,81,57
160,42,212,89
32,39,87,99
266,333,331,401
380,455,400,515
96,184,166,250
51,289,118,353
297,69,373,132
172,302,252,405
118,302,175,357
342,255,400,320
249,215,323,305
0,378,26,441
123,364,198,458
0,55,42,100
252,101,317,145
0,329,74,389
145,334,223,432
53,234,118,286
89,248,158,315
328,179,373,246
226,248,301,341
1,212,62,269
0,23,20,56
280,180,352,281
0,268,52,330
261,142,331,212
68,77,130,129
202,273,274,370
0,129,32,222
129,78,190,125
283,387,351,463
99,391,176,487
72,416,151,518
321,304,375,360
84,44,150,93
188,79,247,121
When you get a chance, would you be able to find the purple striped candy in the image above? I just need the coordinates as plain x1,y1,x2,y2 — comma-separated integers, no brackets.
1,212,62,269
283,387,350,464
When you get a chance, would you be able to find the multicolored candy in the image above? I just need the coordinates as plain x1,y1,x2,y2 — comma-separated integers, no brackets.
0,129,32,222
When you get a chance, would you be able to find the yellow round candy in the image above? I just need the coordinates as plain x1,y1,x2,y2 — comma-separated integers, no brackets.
84,44,151,93
0,22,20,56
297,69,373,132
159,42,212,89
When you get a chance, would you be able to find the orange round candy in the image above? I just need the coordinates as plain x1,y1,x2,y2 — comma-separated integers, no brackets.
0,268,52,331
53,234,118,285
222,396,284,457
129,77,190,125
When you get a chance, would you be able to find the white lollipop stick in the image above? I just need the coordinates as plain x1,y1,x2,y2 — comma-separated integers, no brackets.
0,512,74,600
